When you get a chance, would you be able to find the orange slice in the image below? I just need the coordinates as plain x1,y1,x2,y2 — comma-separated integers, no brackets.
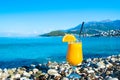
62,34,76,42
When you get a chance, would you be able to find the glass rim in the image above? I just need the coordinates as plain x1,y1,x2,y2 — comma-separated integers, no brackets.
68,41,82,44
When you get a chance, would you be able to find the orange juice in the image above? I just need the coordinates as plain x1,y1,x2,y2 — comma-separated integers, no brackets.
66,42,83,66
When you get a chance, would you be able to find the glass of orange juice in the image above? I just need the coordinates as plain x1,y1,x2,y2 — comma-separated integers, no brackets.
62,34,83,78
62,34,83,66
63,22,84,78
66,41,83,66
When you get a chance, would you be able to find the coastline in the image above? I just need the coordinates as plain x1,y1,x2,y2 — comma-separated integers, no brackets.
0,54,119,80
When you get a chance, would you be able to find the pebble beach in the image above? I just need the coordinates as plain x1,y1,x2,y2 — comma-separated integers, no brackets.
0,54,120,80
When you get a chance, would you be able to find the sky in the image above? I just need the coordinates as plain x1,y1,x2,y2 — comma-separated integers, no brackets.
0,0,120,36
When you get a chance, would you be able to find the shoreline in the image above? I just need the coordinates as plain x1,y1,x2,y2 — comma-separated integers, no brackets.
0,53,119,69
0,54,120,80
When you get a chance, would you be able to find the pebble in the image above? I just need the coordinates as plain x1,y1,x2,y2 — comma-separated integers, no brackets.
106,77,119,80
14,73,21,79
47,69,58,76
23,71,31,77
86,58,92,62
0,54,119,80
20,77,29,80
62,77,69,80
87,70,94,73
97,61,105,68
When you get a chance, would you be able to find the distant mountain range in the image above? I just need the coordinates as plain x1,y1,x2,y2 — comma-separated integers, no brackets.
40,19,120,37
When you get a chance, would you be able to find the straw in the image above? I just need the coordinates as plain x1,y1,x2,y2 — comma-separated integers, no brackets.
79,22,84,41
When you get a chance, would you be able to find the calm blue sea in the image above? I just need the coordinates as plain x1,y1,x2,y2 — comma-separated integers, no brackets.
0,37,120,68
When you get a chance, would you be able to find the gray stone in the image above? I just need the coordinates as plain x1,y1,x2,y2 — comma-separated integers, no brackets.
62,77,69,80
47,69,58,76
97,61,105,68
106,78,119,80
87,70,94,73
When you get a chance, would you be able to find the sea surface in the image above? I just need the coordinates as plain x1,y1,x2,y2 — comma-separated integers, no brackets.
0,37,120,68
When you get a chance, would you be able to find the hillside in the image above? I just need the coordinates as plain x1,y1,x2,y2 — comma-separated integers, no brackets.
40,30,65,36
40,20,120,37
67,20,120,33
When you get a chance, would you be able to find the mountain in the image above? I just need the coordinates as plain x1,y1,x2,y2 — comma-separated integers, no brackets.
67,20,120,33
40,20,120,37
65,20,120,36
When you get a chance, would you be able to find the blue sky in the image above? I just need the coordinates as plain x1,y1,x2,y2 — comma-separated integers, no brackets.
0,0,120,36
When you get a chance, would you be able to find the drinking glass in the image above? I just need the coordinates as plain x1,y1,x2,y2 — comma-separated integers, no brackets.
66,41,83,66
66,41,83,78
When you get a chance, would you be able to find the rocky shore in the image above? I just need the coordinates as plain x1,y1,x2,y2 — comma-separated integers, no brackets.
0,54,120,80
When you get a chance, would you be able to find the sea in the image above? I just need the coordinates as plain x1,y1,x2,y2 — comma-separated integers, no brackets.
0,37,120,68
